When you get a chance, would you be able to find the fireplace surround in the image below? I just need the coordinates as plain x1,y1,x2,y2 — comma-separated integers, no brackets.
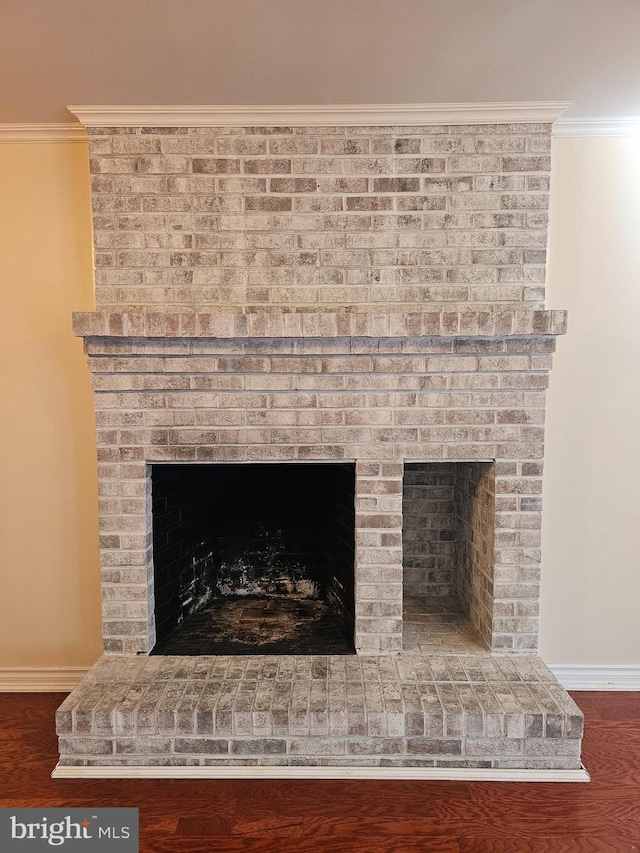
55,106,585,778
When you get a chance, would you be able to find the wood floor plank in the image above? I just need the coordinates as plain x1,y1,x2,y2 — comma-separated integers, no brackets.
233,778,470,802
234,791,445,819
175,817,235,836
593,704,640,722
291,815,457,837
457,840,640,852
433,785,640,839
572,692,640,709
142,835,461,853
582,722,640,774
581,708,604,723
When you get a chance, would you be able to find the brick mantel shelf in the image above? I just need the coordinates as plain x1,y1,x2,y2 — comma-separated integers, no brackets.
73,308,567,340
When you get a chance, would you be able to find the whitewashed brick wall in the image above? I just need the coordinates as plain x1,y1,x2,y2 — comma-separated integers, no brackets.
75,120,563,657
87,123,551,314
86,332,552,655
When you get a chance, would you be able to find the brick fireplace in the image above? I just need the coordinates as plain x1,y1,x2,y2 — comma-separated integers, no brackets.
55,108,585,777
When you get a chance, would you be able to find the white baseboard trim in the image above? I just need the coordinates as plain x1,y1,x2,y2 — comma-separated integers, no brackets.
0,668,88,692
52,764,590,783
4,664,639,692
549,664,640,691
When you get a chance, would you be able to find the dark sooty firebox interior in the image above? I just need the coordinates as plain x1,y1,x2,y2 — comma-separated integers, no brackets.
151,463,356,655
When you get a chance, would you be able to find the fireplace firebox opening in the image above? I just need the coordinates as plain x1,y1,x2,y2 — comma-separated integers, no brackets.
402,461,496,654
150,462,356,655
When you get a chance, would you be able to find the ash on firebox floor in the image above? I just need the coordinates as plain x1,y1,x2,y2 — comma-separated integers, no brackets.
151,595,355,656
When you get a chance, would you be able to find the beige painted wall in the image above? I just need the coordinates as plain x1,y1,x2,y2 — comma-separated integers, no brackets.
541,136,640,664
2,1,640,122
0,141,102,667
1,135,638,668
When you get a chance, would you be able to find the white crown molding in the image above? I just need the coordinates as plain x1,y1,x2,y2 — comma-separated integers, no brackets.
549,664,640,690
553,117,640,137
67,101,572,128
0,123,87,143
0,667,88,692
52,764,590,782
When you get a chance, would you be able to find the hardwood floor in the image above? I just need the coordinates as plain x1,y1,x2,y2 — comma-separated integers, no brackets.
1,691,639,851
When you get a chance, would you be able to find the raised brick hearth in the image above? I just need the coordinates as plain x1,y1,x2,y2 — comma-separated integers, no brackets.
57,654,583,771
58,115,583,776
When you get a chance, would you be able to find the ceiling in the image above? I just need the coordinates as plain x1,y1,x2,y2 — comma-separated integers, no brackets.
2,0,639,124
